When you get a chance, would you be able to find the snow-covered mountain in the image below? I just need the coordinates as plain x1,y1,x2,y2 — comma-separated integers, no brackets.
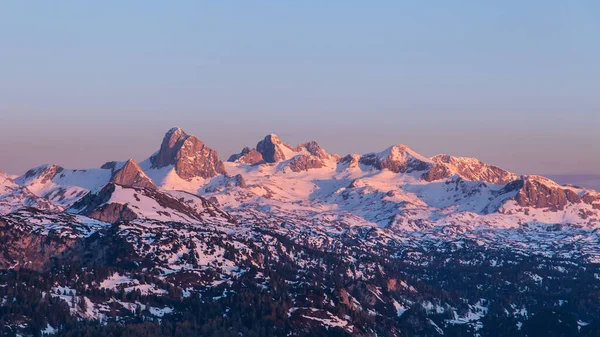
0,169,61,214
10,126,600,237
2,127,600,336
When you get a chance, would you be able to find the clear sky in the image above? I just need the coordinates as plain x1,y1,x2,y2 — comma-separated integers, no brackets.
1,1,599,177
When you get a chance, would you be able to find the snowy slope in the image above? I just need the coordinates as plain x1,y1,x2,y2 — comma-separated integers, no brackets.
0,170,62,214
15,164,115,206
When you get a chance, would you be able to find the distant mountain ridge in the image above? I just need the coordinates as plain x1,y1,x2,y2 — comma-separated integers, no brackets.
2,127,600,336
7,127,599,225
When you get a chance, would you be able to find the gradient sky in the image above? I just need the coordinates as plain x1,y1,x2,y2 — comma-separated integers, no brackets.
1,1,599,178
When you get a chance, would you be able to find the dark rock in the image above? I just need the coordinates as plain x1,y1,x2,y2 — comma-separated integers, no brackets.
110,159,156,189
424,155,516,184
513,176,582,211
256,134,295,163
228,147,264,165
285,154,325,172
150,127,226,180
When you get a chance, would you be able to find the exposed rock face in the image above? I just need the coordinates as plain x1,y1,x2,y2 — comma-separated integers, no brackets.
582,192,600,210
110,159,156,189
256,134,295,163
228,147,264,165
0,209,107,270
424,155,517,185
285,155,326,172
1,172,62,215
229,174,247,188
359,145,433,173
511,176,582,211
150,127,226,180
338,154,361,169
422,163,454,182
20,164,64,185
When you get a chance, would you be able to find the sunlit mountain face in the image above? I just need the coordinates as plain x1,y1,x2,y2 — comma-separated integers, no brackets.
1,128,600,336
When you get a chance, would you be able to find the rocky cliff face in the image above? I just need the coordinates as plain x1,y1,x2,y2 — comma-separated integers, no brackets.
110,159,156,189
150,127,226,180
510,176,583,211
338,154,361,169
296,141,339,161
0,209,109,270
285,155,326,172
19,164,65,185
256,134,295,163
424,155,517,185
228,147,264,165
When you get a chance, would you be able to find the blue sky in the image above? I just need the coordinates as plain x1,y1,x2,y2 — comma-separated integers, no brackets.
0,1,598,176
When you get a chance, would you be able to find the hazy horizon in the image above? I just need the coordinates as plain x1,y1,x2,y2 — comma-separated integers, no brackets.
1,2,599,178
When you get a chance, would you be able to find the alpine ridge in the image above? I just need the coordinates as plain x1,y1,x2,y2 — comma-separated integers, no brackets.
2,126,600,337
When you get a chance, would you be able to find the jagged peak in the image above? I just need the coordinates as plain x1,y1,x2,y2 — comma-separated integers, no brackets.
111,159,156,189
264,133,281,143
149,128,226,180
18,164,65,183
228,147,264,165
167,126,184,133
296,140,336,160
424,154,517,185
256,133,295,163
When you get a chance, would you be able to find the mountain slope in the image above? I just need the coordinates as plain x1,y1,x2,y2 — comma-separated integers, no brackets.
3,127,600,336
0,170,61,214
148,127,226,180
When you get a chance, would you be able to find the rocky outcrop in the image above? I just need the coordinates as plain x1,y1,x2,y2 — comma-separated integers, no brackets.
338,154,361,169
256,134,295,163
19,164,64,185
296,141,339,161
511,176,581,211
150,127,226,180
285,155,326,172
359,145,433,173
228,147,264,165
424,155,517,185
0,209,107,271
110,159,156,189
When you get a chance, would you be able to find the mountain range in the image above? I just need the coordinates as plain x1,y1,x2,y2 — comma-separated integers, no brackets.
1,127,599,337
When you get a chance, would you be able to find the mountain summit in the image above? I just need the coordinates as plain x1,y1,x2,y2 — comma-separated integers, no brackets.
150,127,226,180
110,159,156,189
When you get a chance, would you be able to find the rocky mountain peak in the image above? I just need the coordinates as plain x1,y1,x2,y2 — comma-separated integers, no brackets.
17,164,65,185
151,127,191,168
110,159,156,189
359,144,433,173
256,134,295,163
424,154,517,185
150,128,226,180
228,147,264,165
501,175,583,211
296,141,335,160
